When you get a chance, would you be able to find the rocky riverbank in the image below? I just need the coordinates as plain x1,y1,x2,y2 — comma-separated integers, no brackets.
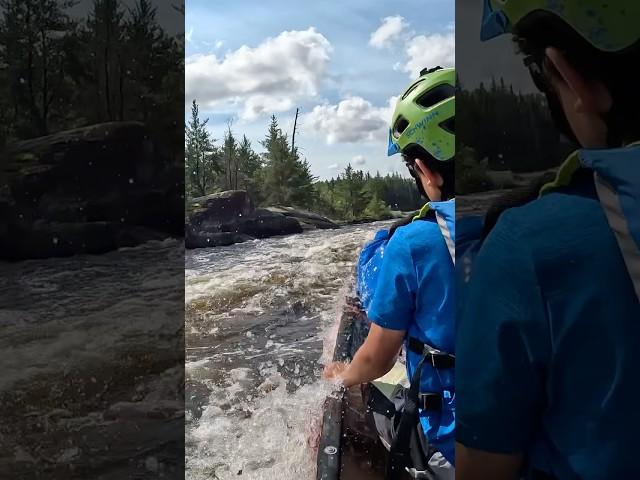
185,191,340,249
1,122,182,261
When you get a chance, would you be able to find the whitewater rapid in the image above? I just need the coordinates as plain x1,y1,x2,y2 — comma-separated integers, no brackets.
185,223,390,480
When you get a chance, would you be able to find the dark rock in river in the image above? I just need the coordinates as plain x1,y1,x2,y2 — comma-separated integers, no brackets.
1,121,182,260
264,206,339,230
186,231,254,249
185,191,334,249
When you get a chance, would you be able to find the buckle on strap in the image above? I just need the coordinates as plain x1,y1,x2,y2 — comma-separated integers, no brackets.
419,392,442,411
407,337,455,369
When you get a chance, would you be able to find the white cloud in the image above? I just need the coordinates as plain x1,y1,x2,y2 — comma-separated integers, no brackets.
241,95,295,120
186,27,193,43
403,32,455,78
369,16,407,49
328,163,340,170
304,96,392,144
185,28,332,120
215,40,224,49
352,155,366,166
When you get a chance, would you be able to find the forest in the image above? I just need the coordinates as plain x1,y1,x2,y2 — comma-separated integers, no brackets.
456,76,575,193
0,0,183,155
185,100,422,222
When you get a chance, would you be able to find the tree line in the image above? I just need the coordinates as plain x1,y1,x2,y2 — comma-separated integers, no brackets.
185,100,422,221
457,76,575,172
0,0,183,151
456,76,575,193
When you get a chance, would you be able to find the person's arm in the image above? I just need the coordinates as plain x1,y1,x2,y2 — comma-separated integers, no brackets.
457,210,548,474
324,233,415,387
456,443,523,480
325,323,404,387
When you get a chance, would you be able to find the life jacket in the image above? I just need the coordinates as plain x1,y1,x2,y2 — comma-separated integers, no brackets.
539,146,640,302
455,146,640,480
456,215,485,322
356,215,414,312
357,229,391,313
391,200,456,465
360,200,457,478
461,147,640,301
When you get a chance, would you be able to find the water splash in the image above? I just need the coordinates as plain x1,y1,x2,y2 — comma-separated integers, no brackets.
185,223,389,480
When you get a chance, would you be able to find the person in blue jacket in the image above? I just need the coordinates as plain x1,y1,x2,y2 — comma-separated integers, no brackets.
324,66,456,480
457,2,640,480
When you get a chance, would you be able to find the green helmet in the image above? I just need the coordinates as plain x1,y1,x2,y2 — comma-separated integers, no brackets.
480,0,640,52
387,66,455,161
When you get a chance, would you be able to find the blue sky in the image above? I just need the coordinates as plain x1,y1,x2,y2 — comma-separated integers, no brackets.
185,0,454,180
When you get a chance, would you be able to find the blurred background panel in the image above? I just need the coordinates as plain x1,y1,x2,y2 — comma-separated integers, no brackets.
0,1,185,478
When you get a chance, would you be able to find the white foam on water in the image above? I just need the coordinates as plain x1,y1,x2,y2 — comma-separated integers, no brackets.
187,375,339,480
1,239,183,392
185,222,391,480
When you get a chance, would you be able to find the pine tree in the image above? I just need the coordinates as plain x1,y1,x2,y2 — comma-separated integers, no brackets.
336,164,369,219
123,0,163,121
0,0,76,136
237,135,262,200
221,120,237,190
86,0,126,121
261,115,316,207
185,100,218,198
364,193,392,220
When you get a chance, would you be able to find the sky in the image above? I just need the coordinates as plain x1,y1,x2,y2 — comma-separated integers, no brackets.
185,0,454,180
457,0,537,94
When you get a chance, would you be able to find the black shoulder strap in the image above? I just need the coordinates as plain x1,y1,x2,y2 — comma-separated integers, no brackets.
385,349,429,479
388,214,415,239
482,171,555,240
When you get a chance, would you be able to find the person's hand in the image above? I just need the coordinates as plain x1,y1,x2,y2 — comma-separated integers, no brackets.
322,361,349,381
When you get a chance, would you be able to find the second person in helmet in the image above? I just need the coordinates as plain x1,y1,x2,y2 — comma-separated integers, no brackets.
457,2,640,480
324,66,456,480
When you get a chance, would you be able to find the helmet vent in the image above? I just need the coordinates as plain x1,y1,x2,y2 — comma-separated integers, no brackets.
393,116,410,138
416,84,455,109
401,79,425,100
439,117,455,134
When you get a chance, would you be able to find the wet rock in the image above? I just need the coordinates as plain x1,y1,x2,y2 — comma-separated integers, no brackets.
265,206,339,230
190,190,254,222
3,221,168,260
231,209,302,238
185,231,254,249
1,121,181,260
185,191,306,249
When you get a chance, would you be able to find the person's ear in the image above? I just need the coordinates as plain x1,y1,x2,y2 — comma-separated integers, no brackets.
545,47,612,115
415,159,443,187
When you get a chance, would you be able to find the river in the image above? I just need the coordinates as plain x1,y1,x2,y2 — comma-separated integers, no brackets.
0,238,184,478
185,222,391,480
